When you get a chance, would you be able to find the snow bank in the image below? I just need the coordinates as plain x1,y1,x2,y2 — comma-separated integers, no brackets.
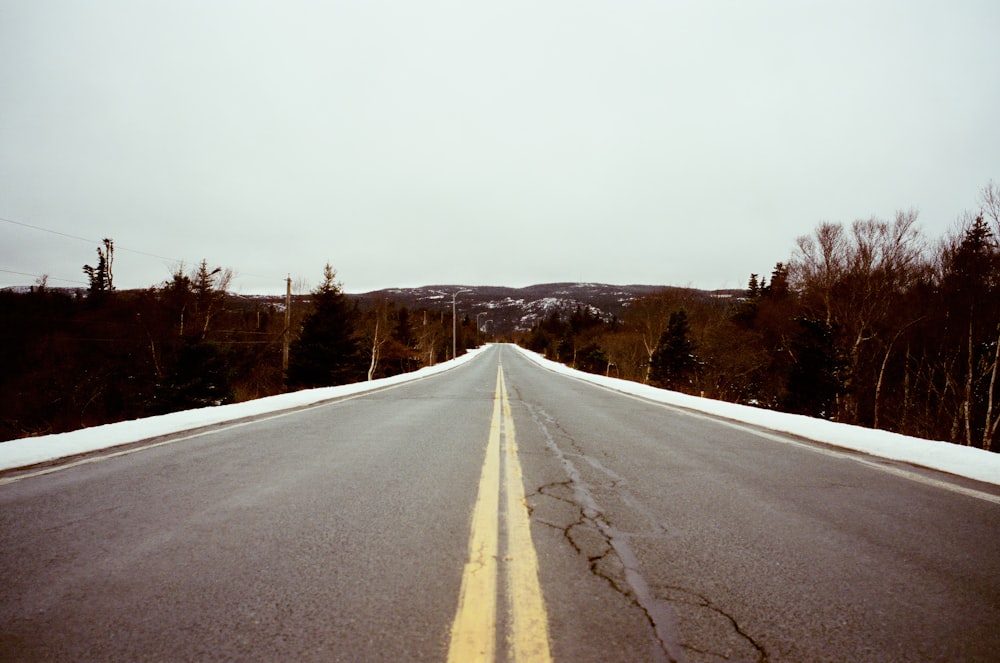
4,344,999,489
0,349,484,472
510,345,1000,487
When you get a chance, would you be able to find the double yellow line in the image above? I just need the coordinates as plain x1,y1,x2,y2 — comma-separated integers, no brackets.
447,364,552,663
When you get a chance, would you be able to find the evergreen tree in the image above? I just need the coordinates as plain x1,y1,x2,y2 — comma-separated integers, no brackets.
650,309,697,389
938,215,1000,446
82,238,115,298
943,215,996,312
287,264,363,388
393,306,414,347
783,317,841,418
153,338,234,412
763,262,789,300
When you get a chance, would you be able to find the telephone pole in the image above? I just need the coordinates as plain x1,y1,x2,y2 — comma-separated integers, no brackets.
451,289,471,360
476,312,487,344
282,275,291,380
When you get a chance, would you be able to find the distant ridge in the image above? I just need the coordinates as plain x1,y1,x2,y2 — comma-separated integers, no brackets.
352,283,743,333
1,282,744,335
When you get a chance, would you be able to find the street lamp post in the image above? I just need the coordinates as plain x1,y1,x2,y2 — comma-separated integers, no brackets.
476,312,487,344
451,289,471,360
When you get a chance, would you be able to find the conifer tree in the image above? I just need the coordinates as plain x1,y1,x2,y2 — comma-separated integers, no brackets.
650,309,697,389
939,215,1000,446
783,317,841,418
82,238,114,297
287,264,363,388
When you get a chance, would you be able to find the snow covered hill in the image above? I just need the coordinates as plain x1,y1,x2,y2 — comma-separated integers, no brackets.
353,282,739,333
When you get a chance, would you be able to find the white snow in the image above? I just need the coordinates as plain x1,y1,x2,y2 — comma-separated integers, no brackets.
2,344,999,489
0,350,485,472
509,345,1000,487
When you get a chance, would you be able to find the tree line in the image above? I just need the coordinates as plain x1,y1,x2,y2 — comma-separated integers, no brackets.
0,258,480,441
520,182,1000,452
4,181,998,451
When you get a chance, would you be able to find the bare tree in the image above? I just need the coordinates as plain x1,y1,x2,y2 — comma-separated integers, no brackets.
362,299,391,381
623,289,694,383
791,222,848,327
977,182,1000,450
792,212,927,424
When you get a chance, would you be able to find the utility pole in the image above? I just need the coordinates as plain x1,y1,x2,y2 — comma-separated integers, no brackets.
451,289,471,361
476,312,487,345
423,309,432,366
282,275,291,381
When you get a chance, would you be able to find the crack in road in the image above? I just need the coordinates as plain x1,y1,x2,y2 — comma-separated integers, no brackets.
522,402,684,663
655,585,769,662
521,400,768,663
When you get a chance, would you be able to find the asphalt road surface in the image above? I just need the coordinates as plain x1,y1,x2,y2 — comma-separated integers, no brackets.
2,344,999,662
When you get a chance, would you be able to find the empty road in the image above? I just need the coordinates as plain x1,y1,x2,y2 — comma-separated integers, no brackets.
2,344,999,662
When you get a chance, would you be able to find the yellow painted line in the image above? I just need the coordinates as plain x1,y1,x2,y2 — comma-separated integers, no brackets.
447,370,502,663
500,367,553,662
447,364,552,663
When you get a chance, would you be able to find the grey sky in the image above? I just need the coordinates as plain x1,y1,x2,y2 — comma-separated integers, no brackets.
2,1,998,295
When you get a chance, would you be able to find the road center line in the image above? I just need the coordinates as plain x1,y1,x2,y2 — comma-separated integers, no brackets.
500,367,552,662
447,369,502,662
447,364,552,663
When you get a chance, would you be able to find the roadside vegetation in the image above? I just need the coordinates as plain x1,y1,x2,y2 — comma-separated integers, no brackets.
2,181,998,451
522,182,1000,452
0,259,480,441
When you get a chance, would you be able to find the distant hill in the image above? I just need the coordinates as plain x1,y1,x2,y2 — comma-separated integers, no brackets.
2,282,744,335
351,283,743,334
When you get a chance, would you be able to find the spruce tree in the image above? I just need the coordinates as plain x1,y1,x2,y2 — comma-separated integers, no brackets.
650,309,697,389
287,264,363,388
82,238,115,298
783,317,841,418
153,338,234,412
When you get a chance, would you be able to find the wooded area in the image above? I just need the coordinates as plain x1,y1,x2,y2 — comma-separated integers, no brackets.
0,259,480,441
524,183,1000,451
2,182,998,451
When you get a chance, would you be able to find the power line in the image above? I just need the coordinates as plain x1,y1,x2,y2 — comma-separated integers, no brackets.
0,268,88,286
1,216,185,263
0,216,95,245
2,215,286,284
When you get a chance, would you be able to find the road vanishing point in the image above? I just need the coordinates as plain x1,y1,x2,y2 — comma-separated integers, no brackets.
2,344,999,662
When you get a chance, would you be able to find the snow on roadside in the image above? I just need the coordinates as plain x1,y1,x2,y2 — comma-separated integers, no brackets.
0,349,485,472
510,345,1000,488
4,344,999,488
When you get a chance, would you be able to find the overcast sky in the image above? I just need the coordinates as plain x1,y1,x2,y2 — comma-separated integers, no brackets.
2,1,998,295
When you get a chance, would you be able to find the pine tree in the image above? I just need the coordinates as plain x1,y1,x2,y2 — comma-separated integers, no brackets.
650,309,697,390
939,215,1000,446
82,238,115,298
763,262,789,300
287,264,363,388
153,338,234,412
393,307,414,348
783,317,841,418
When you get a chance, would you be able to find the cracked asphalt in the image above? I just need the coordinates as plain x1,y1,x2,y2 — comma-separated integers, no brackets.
502,345,1000,662
2,344,999,661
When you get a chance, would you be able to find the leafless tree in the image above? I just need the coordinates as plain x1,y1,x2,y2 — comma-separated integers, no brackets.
624,289,695,383
792,212,927,423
